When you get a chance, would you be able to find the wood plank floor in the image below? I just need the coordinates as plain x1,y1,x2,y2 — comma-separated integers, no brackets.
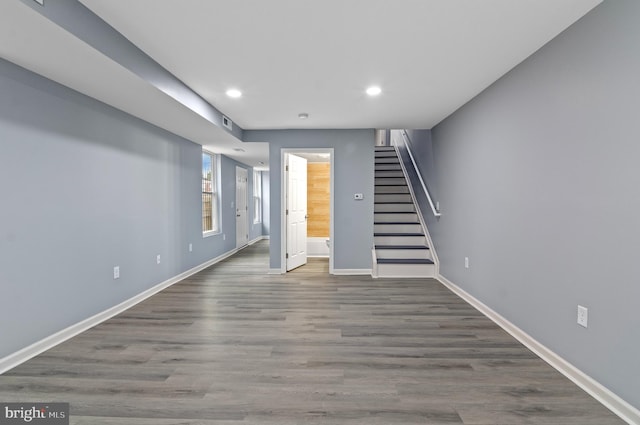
0,241,624,424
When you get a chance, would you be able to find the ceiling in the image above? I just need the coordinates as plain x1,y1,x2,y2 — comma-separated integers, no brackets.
1,0,601,169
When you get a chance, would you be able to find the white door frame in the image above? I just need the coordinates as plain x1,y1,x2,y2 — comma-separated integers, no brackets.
235,166,249,249
280,148,334,274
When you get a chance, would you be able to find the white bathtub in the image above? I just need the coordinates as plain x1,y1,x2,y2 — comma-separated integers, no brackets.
307,237,330,257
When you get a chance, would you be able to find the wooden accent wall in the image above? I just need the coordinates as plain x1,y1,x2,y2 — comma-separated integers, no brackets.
307,163,330,237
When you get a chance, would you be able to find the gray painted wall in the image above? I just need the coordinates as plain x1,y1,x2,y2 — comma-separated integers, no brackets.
245,130,375,271
0,58,251,359
403,129,438,201
412,0,639,409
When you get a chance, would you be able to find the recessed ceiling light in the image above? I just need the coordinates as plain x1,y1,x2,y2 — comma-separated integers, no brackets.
298,113,309,119
226,89,242,98
366,86,382,96
233,148,245,152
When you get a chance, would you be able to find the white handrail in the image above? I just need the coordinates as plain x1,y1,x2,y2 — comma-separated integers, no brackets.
398,131,441,217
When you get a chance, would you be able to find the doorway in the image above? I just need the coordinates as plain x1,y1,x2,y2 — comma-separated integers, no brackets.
235,166,249,248
281,149,334,274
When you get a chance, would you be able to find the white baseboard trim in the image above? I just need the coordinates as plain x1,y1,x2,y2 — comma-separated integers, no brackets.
437,273,640,425
268,268,283,275
332,268,372,275
0,247,244,375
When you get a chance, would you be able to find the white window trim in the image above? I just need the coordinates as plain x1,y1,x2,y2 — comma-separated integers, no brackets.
253,170,262,224
202,150,221,237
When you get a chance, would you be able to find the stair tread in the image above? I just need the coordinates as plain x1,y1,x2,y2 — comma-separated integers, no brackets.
375,211,415,214
375,201,413,204
374,232,425,236
374,221,420,225
377,258,434,265
375,245,430,250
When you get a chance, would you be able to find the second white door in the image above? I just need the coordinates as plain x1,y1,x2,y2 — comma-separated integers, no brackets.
236,166,249,248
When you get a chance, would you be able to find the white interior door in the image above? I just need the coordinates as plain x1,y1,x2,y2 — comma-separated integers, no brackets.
286,154,308,271
236,166,249,248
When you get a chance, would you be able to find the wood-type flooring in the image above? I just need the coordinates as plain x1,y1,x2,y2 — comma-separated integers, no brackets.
0,241,624,424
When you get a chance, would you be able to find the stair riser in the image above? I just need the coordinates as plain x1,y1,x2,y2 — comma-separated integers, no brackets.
376,263,436,278
374,213,418,222
375,164,403,171
375,235,426,245
375,177,407,185
375,152,397,158
375,171,405,178
374,203,415,212
375,157,400,164
375,249,432,260
374,194,412,203
374,223,423,233
375,186,409,194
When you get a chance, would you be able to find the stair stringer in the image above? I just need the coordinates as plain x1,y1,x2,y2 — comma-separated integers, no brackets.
388,143,439,277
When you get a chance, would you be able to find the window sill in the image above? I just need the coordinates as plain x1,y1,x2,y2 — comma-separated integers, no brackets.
203,230,220,238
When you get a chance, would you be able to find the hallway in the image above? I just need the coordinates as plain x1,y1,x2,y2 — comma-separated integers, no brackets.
0,241,622,424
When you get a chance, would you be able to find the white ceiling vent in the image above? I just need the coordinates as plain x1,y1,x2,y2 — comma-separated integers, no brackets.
222,115,233,131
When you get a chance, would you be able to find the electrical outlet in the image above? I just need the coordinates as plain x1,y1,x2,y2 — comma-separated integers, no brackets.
464,257,470,269
189,243,193,252
113,266,120,279
436,201,440,211
577,305,588,328
223,234,226,240
156,255,161,265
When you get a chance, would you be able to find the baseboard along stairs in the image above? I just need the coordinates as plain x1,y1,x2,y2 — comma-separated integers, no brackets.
373,146,435,278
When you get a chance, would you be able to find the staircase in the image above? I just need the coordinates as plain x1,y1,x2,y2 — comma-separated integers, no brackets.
373,146,435,278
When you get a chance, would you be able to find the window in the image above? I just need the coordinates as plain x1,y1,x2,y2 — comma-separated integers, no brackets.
253,170,262,224
202,151,219,234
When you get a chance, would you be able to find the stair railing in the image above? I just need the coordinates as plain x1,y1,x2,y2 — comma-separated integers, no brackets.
397,130,441,217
